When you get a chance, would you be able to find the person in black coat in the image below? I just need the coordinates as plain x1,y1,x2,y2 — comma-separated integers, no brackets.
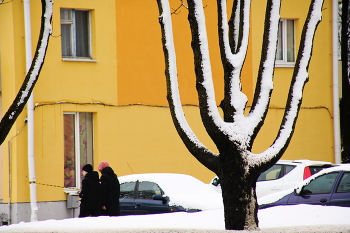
98,161,120,216
78,164,102,217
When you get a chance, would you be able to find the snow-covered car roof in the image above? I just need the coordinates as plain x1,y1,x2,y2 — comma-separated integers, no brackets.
277,159,332,166
119,173,223,211
258,164,350,205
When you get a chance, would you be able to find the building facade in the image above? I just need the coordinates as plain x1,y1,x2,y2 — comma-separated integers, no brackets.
0,0,338,224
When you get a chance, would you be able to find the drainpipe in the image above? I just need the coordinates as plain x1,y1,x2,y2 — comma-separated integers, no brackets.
332,0,341,164
23,0,38,222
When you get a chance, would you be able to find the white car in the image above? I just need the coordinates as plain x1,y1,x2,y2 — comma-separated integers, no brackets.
119,173,223,215
210,159,333,198
258,164,350,208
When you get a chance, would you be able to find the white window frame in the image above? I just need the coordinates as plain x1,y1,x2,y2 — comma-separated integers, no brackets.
64,112,94,193
275,19,296,67
60,9,96,61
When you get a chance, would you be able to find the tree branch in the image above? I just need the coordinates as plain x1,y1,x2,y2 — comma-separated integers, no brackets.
156,0,220,173
0,0,53,145
247,0,324,168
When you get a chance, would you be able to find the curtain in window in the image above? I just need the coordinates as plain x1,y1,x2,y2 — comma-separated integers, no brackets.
276,22,283,60
79,113,93,184
61,24,72,57
286,20,295,62
60,9,73,57
64,114,76,187
75,11,90,58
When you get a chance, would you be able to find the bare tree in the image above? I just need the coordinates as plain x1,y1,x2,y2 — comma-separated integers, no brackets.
0,0,53,145
157,0,324,230
340,0,350,164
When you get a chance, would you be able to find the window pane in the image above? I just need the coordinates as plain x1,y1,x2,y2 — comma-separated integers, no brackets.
258,165,282,181
120,182,136,198
276,21,283,60
303,172,339,194
61,24,72,57
64,114,76,187
286,20,295,62
138,182,163,199
60,9,73,57
75,10,90,57
60,8,72,21
336,173,350,193
284,165,296,176
79,113,93,184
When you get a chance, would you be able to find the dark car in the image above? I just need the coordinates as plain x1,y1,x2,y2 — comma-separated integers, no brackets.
258,165,350,209
119,173,223,216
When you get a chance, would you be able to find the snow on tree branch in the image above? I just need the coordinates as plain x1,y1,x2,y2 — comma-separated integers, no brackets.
157,0,219,172
246,0,325,168
0,0,53,145
246,0,280,132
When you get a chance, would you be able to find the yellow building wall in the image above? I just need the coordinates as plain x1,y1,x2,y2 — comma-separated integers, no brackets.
250,0,334,161
0,0,33,203
0,0,335,204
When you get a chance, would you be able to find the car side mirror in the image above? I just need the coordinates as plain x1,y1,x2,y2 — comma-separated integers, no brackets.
295,187,312,196
152,194,169,204
300,189,312,195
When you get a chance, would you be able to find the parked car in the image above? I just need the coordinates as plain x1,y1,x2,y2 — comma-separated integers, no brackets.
258,164,350,209
119,173,223,215
210,159,333,198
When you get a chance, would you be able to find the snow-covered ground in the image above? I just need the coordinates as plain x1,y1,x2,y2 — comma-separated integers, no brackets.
1,205,349,232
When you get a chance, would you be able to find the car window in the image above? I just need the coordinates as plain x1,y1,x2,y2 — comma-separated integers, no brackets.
258,165,282,181
284,165,296,176
336,172,350,193
308,166,326,175
302,172,339,194
120,182,136,198
138,181,163,199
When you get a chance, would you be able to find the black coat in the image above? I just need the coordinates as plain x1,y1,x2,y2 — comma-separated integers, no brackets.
100,167,120,216
79,171,101,217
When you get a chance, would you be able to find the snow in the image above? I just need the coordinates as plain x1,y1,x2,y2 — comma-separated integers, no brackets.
0,205,349,232
158,0,326,176
119,173,223,211
159,0,217,155
17,0,53,108
2,171,349,232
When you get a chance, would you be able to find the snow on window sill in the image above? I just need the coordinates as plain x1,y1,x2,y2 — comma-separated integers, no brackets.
275,62,295,68
62,58,99,62
64,188,80,195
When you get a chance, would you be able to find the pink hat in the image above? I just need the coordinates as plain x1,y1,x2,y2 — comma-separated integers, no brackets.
98,161,109,172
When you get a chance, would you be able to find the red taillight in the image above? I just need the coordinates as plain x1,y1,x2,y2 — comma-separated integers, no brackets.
303,167,312,180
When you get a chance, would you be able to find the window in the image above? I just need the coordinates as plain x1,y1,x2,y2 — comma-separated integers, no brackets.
60,8,91,59
64,113,93,189
258,165,283,181
138,181,163,199
276,19,295,66
302,172,339,195
336,172,350,193
120,182,137,199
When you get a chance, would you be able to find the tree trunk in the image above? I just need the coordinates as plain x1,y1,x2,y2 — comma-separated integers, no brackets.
220,170,258,230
